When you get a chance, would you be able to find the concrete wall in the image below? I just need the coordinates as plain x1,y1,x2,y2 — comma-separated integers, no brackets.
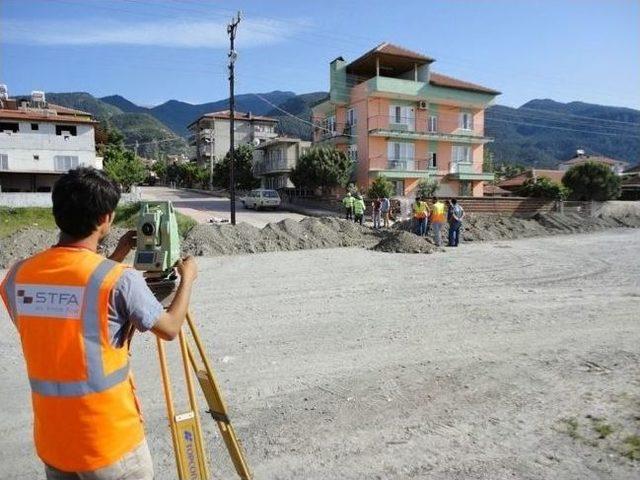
0,189,142,207
0,121,98,173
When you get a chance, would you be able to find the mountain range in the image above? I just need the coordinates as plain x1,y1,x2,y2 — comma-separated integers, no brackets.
33,91,639,168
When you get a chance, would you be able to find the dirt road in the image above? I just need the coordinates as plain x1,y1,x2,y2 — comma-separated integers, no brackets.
0,230,638,479
141,186,308,227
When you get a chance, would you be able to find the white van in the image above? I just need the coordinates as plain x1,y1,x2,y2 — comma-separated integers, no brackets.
241,189,281,210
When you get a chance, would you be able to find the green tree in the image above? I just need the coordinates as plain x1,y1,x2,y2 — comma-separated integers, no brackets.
103,145,146,192
151,160,167,183
177,162,208,188
562,161,621,201
213,144,260,191
367,176,394,199
290,147,353,194
517,177,568,200
416,178,439,198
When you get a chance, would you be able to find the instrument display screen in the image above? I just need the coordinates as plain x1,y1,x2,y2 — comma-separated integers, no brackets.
136,251,156,264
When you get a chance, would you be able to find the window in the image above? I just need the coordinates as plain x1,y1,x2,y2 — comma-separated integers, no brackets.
389,105,415,127
327,115,336,132
33,154,40,160
428,115,438,132
31,123,39,131
346,108,357,126
452,145,471,164
428,152,437,168
0,154,8,170
55,125,77,136
348,144,358,162
388,142,415,170
0,122,19,133
54,155,79,171
460,112,473,130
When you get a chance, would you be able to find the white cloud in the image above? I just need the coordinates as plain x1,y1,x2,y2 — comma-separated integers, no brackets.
4,17,307,48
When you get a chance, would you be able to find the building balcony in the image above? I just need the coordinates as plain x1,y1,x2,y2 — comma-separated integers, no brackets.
254,160,294,175
365,75,496,106
368,116,491,144
313,122,354,144
447,162,495,181
370,156,436,179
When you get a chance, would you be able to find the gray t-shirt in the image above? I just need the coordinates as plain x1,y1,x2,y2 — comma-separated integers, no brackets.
108,269,164,347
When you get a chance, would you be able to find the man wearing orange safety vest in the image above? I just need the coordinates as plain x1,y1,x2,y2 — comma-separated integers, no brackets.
430,197,446,246
0,168,197,479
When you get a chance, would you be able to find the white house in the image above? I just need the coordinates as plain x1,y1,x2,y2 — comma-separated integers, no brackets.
188,110,279,166
252,137,311,190
0,87,102,192
558,149,629,176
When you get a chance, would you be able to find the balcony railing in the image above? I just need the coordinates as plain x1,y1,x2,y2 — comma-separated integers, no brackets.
254,160,294,174
368,115,480,137
448,161,475,174
383,157,433,171
314,122,354,141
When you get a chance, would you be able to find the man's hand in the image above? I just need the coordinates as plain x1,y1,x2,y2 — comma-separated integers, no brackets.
152,256,198,341
108,230,137,263
176,256,198,283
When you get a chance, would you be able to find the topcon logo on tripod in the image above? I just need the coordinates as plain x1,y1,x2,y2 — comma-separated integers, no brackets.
15,285,84,319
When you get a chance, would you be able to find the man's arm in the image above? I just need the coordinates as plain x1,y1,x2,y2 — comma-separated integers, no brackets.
109,230,136,263
152,257,198,341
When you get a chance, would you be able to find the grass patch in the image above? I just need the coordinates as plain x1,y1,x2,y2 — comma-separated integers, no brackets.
560,417,580,439
593,422,614,439
0,203,197,239
622,435,640,460
0,207,57,238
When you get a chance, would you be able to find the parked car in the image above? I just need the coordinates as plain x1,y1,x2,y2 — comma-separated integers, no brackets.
241,189,281,210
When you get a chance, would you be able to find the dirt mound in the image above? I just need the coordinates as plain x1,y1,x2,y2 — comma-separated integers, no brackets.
0,227,129,268
393,211,640,243
182,217,382,257
372,231,440,254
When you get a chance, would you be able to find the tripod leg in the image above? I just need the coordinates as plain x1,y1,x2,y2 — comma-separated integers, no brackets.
156,337,182,479
177,330,210,480
186,311,253,480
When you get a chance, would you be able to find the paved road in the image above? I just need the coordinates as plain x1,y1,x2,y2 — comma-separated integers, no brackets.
140,186,308,227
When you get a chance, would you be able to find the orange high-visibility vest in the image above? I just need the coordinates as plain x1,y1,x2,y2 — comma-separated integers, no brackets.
0,247,144,472
431,201,446,223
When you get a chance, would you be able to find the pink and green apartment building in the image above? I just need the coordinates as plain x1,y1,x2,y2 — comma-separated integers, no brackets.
311,43,500,197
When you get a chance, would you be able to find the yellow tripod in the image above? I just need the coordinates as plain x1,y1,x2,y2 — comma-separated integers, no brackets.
156,310,252,480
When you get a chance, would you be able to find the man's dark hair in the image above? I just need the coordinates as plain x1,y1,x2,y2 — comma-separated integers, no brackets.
52,167,121,239
451,198,458,205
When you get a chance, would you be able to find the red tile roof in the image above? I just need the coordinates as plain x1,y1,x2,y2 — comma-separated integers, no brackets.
560,154,629,167
0,104,96,124
430,72,500,95
371,42,434,62
483,184,513,196
499,169,565,189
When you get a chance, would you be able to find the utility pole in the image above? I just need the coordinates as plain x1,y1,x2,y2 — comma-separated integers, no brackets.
227,11,241,225
134,140,139,158
208,128,214,191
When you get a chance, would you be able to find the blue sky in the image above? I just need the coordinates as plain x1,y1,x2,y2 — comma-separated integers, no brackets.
1,0,638,109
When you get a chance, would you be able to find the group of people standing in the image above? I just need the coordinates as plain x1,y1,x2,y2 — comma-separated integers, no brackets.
342,192,391,228
341,191,465,247
412,196,465,247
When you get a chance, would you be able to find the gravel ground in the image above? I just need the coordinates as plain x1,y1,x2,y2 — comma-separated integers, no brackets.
0,230,638,479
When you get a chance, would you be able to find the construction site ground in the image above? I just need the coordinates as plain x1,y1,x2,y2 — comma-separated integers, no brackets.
1,229,638,479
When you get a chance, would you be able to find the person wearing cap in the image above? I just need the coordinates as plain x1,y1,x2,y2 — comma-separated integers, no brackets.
353,194,366,225
342,192,354,221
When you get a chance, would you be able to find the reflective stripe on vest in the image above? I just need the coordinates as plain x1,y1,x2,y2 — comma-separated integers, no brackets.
25,259,129,397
